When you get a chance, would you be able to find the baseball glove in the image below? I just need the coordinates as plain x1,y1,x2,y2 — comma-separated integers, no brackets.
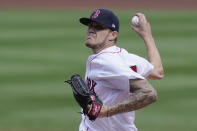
65,74,103,121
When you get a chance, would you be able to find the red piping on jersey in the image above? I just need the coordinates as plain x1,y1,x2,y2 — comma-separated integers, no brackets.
86,127,89,131
89,48,122,71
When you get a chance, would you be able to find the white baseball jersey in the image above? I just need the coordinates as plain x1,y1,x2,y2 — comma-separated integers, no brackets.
79,45,154,131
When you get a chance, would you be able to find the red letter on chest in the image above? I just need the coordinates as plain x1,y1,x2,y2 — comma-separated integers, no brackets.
86,77,97,92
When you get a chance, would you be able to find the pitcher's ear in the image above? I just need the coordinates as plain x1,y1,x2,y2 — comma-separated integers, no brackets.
109,31,118,41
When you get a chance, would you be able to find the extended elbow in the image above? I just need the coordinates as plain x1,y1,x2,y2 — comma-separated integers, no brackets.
157,68,164,80
149,68,164,80
157,72,164,80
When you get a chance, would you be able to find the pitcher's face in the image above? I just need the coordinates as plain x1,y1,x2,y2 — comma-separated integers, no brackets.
85,22,111,49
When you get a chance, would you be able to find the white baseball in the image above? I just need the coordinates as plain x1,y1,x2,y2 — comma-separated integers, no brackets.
131,16,139,26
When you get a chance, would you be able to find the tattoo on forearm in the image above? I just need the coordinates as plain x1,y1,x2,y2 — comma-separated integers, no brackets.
107,79,157,117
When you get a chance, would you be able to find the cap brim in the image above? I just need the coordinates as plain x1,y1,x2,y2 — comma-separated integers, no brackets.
79,18,94,26
79,17,117,32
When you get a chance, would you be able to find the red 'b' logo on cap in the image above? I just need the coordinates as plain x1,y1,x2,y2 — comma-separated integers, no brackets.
92,10,100,18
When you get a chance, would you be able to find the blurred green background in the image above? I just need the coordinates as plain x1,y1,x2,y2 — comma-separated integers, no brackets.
0,9,197,131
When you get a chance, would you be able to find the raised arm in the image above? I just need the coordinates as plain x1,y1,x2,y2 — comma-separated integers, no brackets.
99,79,157,117
131,13,164,80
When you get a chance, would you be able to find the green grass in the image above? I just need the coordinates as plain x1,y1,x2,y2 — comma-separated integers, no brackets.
0,10,197,131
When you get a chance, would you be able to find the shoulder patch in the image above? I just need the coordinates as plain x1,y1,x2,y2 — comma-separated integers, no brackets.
130,65,137,72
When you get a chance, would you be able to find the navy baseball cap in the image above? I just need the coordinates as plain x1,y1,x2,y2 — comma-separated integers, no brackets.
79,9,119,32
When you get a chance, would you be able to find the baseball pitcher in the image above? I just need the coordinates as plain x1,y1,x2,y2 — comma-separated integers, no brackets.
66,9,164,131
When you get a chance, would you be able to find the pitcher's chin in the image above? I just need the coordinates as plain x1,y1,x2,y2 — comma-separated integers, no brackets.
85,41,95,49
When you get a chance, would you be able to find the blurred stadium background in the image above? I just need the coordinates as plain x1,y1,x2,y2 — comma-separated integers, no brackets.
0,0,197,131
